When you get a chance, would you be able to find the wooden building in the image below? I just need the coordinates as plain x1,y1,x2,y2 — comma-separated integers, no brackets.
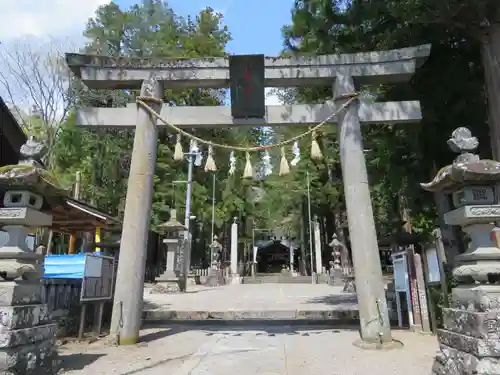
0,96,25,167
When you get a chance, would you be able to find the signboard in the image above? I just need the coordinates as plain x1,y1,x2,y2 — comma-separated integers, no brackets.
80,254,115,302
229,54,265,118
425,247,441,283
391,251,414,328
392,253,408,292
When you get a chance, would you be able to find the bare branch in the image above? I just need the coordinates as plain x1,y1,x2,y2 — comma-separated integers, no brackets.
0,37,78,167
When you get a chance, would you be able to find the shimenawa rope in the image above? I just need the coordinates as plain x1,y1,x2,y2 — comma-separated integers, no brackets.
135,93,359,153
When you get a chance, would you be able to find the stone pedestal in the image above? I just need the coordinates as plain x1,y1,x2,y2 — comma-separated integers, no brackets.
433,285,500,374
432,204,500,374
228,274,241,285
0,282,58,374
152,238,182,293
0,193,58,374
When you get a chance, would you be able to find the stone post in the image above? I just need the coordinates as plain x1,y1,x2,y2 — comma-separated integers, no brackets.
252,245,258,277
0,137,62,374
334,74,392,343
414,253,431,333
421,127,500,374
230,218,240,284
313,217,323,275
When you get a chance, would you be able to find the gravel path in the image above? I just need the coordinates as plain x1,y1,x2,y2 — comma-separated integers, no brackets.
58,325,437,375
144,284,357,311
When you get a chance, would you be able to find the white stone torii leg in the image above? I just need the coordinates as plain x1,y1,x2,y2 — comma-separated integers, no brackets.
334,74,392,343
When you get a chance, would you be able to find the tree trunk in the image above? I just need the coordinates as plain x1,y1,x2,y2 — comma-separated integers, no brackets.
482,23,500,161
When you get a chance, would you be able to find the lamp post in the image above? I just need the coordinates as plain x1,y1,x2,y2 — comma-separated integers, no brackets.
211,173,216,241
179,141,202,291
306,171,315,283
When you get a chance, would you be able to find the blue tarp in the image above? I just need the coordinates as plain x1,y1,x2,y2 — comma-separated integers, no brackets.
44,253,103,279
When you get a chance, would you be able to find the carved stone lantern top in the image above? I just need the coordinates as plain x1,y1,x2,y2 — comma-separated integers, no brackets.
158,209,186,234
421,127,500,193
0,136,69,198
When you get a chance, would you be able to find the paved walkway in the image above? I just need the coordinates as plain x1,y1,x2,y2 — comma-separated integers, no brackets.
58,325,438,374
144,284,357,311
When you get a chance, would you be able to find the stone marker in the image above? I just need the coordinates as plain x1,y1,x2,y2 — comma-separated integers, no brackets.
413,253,431,333
313,217,323,275
0,137,63,374
230,218,240,284
421,127,500,374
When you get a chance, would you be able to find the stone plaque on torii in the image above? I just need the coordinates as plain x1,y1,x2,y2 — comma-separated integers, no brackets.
66,44,431,346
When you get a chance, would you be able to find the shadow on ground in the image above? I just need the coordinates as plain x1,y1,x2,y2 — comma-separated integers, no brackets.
140,322,359,343
304,293,358,306
143,300,169,310
57,353,106,372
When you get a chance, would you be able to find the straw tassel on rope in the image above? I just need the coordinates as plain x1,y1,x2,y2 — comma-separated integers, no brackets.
279,147,290,176
310,131,323,160
204,146,217,172
243,152,253,179
173,134,184,161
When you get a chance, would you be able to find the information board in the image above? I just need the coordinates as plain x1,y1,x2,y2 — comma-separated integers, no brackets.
392,253,408,292
425,247,441,283
80,254,115,302
391,251,414,328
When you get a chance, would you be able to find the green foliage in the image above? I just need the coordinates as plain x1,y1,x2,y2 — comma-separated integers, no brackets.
45,0,494,264
50,0,270,263
266,0,491,243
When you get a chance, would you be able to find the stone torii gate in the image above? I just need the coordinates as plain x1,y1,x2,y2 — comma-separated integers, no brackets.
66,44,430,345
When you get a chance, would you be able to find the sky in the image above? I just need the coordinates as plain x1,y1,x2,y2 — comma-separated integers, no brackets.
0,0,294,105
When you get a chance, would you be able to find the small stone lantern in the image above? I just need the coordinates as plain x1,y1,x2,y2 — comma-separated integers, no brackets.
210,235,222,269
0,136,70,374
153,209,186,293
421,127,500,374
328,234,343,286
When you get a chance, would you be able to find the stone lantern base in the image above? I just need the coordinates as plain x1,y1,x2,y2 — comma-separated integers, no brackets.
431,205,500,375
432,285,500,375
0,281,58,374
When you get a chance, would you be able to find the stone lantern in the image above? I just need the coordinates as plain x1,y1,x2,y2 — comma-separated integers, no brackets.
328,234,343,286
0,136,70,374
209,235,222,269
153,208,186,293
421,127,500,374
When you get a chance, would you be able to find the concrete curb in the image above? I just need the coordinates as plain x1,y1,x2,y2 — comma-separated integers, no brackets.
143,309,360,322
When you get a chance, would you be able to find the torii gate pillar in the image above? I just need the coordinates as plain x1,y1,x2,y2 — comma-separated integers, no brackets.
335,74,391,341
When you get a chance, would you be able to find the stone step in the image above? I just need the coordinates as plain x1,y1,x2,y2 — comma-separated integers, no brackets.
243,278,313,284
143,308,360,324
